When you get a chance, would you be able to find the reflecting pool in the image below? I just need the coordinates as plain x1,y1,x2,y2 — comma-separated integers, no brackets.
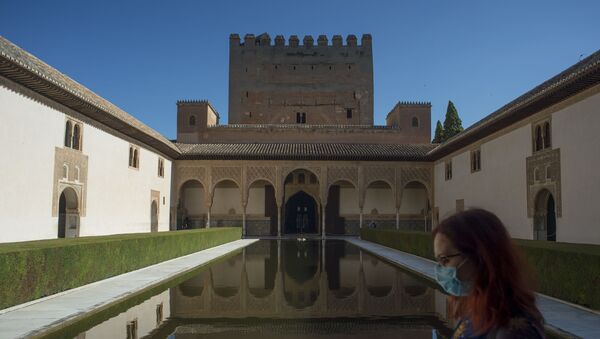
70,240,453,338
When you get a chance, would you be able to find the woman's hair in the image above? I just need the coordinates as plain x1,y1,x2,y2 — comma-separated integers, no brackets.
432,208,543,335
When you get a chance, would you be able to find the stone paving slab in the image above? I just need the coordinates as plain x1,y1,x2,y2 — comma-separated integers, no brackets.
345,237,600,339
0,239,258,339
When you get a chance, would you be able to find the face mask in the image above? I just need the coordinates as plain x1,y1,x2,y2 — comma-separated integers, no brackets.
434,257,472,296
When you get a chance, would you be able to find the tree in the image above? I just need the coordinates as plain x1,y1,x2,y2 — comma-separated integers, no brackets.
432,120,444,143
442,100,463,141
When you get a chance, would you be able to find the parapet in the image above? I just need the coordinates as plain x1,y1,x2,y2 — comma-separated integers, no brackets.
177,99,220,120
230,33,373,48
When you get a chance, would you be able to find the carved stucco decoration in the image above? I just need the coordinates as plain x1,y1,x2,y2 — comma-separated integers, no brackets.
327,166,359,188
246,166,277,187
526,148,562,218
211,166,243,189
363,166,396,188
177,166,207,188
52,147,88,217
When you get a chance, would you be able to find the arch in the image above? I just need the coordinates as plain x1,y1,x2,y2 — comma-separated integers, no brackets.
364,180,395,227
72,124,81,150
179,272,205,297
363,252,395,297
399,180,431,231
282,240,320,309
178,179,206,229
533,189,556,241
411,116,419,127
326,180,359,235
247,179,277,236
62,164,68,179
282,167,320,182
64,121,72,148
212,179,242,227
211,256,242,298
284,191,318,234
58,187,79,238
151,200,158,232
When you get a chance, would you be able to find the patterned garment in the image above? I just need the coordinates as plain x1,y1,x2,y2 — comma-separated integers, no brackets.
451,314,546,339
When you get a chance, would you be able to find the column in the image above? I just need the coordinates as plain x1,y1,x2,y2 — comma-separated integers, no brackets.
206,205,212,228
242,205,247,237
396,207,400,230
321,204,326,239
277,204,282,238
359,207,363,229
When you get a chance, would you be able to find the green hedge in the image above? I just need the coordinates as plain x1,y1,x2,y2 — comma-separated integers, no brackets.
361,229,600,311
0,228,241,309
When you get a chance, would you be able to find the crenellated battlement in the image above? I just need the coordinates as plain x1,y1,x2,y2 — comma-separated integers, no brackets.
177,99,210,105
229,33,372,48
394,101,432,107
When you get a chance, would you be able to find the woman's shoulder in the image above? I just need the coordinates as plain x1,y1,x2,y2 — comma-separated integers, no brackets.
491,314,545,339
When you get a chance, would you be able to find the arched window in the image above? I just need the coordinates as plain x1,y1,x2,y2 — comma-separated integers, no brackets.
63,164,68,179
189,115,196,126
543,122,551,149
64,121,72,148
412,117,419,127
535,125,543,151
72,124,81,150
129,147,134,167
75,166,80,182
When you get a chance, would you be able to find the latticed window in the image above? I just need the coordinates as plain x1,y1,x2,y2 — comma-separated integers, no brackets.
129,146,139,169
64,120,82,150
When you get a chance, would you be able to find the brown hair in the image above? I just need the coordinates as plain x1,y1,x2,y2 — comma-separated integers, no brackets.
432,208,543,335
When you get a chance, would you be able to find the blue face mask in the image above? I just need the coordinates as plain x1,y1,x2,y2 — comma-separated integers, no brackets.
434,257,472,296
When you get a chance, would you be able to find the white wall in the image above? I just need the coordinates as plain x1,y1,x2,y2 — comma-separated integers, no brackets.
246,187,266,215
399,187,428,214
434,88,600,244
434,124,532,240
84,124,171,235
339,187,359,215
552,90,600,244
0,82,60,242
183,186,206,215
364,187,395,214
212,187,242,214
0,77,172,243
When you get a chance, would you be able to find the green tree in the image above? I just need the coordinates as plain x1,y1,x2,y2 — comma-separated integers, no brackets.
442,100,463,141
432,120,444,143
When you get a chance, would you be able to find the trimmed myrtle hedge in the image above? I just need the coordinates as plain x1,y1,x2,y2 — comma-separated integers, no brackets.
361,228,600,311
0,228,241,310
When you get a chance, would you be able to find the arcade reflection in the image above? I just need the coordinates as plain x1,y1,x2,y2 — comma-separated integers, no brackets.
77,240,453,338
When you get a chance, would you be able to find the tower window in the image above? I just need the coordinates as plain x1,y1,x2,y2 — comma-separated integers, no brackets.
189,115,196,126
412,117,419,128
296,112,306,124
346,108,353,119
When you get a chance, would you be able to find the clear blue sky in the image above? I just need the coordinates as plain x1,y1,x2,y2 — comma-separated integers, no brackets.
1,0,598,140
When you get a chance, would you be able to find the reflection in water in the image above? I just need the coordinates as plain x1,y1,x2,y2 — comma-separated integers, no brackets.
77,240,453,338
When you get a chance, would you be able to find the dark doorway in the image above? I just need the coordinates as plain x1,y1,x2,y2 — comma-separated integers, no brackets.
547,194,556,241
58,193,66,238
285,191,317,234
58,187,79,238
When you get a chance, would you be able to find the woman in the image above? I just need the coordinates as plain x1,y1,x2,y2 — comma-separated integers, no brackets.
432,208,546,338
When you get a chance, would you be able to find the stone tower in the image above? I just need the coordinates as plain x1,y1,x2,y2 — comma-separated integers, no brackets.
228,33,374,125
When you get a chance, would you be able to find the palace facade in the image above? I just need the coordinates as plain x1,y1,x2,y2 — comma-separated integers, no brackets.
0,34,598,244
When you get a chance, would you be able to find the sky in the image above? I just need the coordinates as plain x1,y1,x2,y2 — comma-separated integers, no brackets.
1,0,598,140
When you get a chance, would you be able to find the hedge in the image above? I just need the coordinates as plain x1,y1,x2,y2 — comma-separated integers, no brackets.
0,228,241,310
361,228,600,311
